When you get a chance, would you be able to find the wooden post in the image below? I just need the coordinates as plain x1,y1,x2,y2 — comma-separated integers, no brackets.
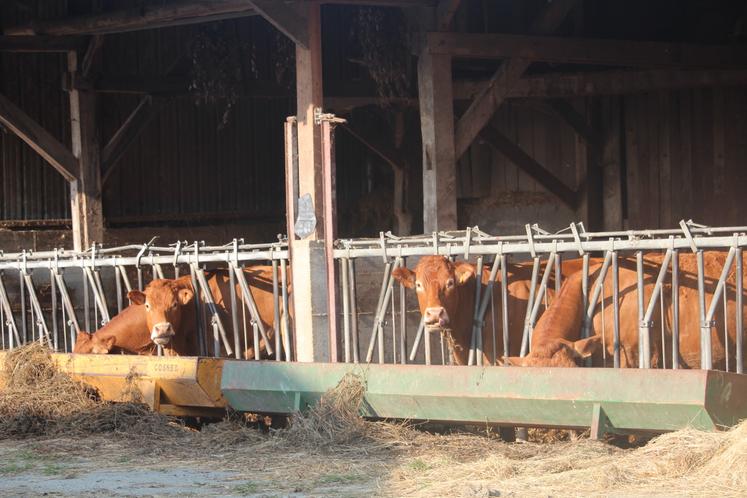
602,96,623,230
68,51,103,251
418,50,457,232
289,2,332,362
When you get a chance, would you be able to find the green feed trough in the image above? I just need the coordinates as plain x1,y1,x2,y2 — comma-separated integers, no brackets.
221,362,747,437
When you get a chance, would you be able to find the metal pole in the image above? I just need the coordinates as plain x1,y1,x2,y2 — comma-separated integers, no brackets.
672,249,680,369
636,251,647,368
50,268,58,351
53,271,80,341
366,260,393,363
724,283,729,372
501,254,509,363
399,257,407,365
192,265,233,357
82,268,90,335
612,252,620,368
391,282,397,364
424,329,431,365
189,266,206,357
697,250,711,369
272,259,282,362
736,247,743,374
702,247,737,370
519,257,541,357
409,317,425,362
470,255,502,365
20,271,27,342
229,264,241,360
115,265,123,313
468,256,484,366
252,320,260,360
232,264,273,356
280,259,292,361
640,250,674,369
521,252,556,357
583,251,613,341
348,258,359,363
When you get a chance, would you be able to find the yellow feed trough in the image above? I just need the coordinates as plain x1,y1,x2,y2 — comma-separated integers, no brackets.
0,352,227,417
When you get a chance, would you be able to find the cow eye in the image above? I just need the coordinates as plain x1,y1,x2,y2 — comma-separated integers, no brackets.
415,281,423,291
446,278,455,289
145,302,150,311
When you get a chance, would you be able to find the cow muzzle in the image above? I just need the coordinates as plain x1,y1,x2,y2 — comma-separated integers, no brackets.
150,322,175,346
424,306,449,330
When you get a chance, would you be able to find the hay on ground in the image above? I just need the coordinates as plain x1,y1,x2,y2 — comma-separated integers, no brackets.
0,342,182,438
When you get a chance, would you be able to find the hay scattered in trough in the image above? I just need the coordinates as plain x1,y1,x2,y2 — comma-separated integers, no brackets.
0,343,181,438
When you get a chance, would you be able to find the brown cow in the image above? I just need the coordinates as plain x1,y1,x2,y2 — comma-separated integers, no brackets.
391,255,597,365
126,266,287,358
72,303,154,355
507,251,747,370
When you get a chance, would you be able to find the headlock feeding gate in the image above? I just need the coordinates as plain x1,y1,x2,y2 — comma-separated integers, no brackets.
1,221,746,437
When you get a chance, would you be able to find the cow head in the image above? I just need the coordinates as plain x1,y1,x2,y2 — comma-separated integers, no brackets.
127,279,194,347
73,331,117,354
391,255,476,331
504,335,602,367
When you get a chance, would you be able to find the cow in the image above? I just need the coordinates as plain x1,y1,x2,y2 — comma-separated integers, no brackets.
72,303,153,355
506,251,747,370
391,255,598,366
77,266,287,359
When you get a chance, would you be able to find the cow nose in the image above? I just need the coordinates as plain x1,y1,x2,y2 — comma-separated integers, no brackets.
151,322,175,345
424,307,448,328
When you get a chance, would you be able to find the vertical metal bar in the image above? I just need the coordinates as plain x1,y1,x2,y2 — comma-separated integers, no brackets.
321,120,339,364
137,266,143,291
23,273,49,343
736,248,743,374
703,249,736,367
84,268,110,324
348,258,359,363
20,272,27,342
641,250,674,369
232,265,273,356
554,252,562,295
118,266,133,294
272,259,282,362
612,252,620,368
660,285,666,369
672,249,680,370
0,279,4,350
599,267,606,367
468,256,484,366
82,269,90,334
50,269,58,350
521,253,556,357
115,266,123,313
500,254,510,363
723,282,729,372
229,265,241,360
582,251,612,342
280,259,292,361
399,258,407,365
189,266,206,357
252,320,260,360
366,261,393,363
53,272,80,343
636,251,647,368
697,250,711,370
340,259,350,362
409,318,425,362
469,255,502,365
519,257,541,357
390,283,397,364
424,329,431,365
439,331,446,365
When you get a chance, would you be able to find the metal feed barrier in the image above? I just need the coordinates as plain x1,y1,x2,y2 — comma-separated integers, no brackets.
333,220,746,373
0,239,292,361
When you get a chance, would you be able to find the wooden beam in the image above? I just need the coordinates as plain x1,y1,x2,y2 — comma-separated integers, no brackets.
339,123,404,172
454,0,578,160
435,0,461,31
0,35,84,52
456,69,747,99
5,0,257,36
68,51,104,251
101,96,164,186
419,50,457,231
480,123,577,209
0,92,78,182
544,99,601,146
81,35,104,79
428,32,747,68
247,0,309,49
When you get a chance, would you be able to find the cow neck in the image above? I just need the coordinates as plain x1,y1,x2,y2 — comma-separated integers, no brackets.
94,304,154,354
449,273,477,365
530,271,586,346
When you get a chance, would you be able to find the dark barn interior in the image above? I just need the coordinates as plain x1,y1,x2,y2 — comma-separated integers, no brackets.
0,0,746,252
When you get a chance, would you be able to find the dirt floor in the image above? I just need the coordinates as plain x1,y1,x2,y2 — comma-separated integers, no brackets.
0,419,744,498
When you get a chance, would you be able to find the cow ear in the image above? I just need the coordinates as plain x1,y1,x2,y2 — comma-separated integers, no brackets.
128,290,146,305
503,356,525,366
454,262,476,285
98,336,116,353
391,267,415,288
573,335,603,359
177,288,194,306
76,331,92,343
